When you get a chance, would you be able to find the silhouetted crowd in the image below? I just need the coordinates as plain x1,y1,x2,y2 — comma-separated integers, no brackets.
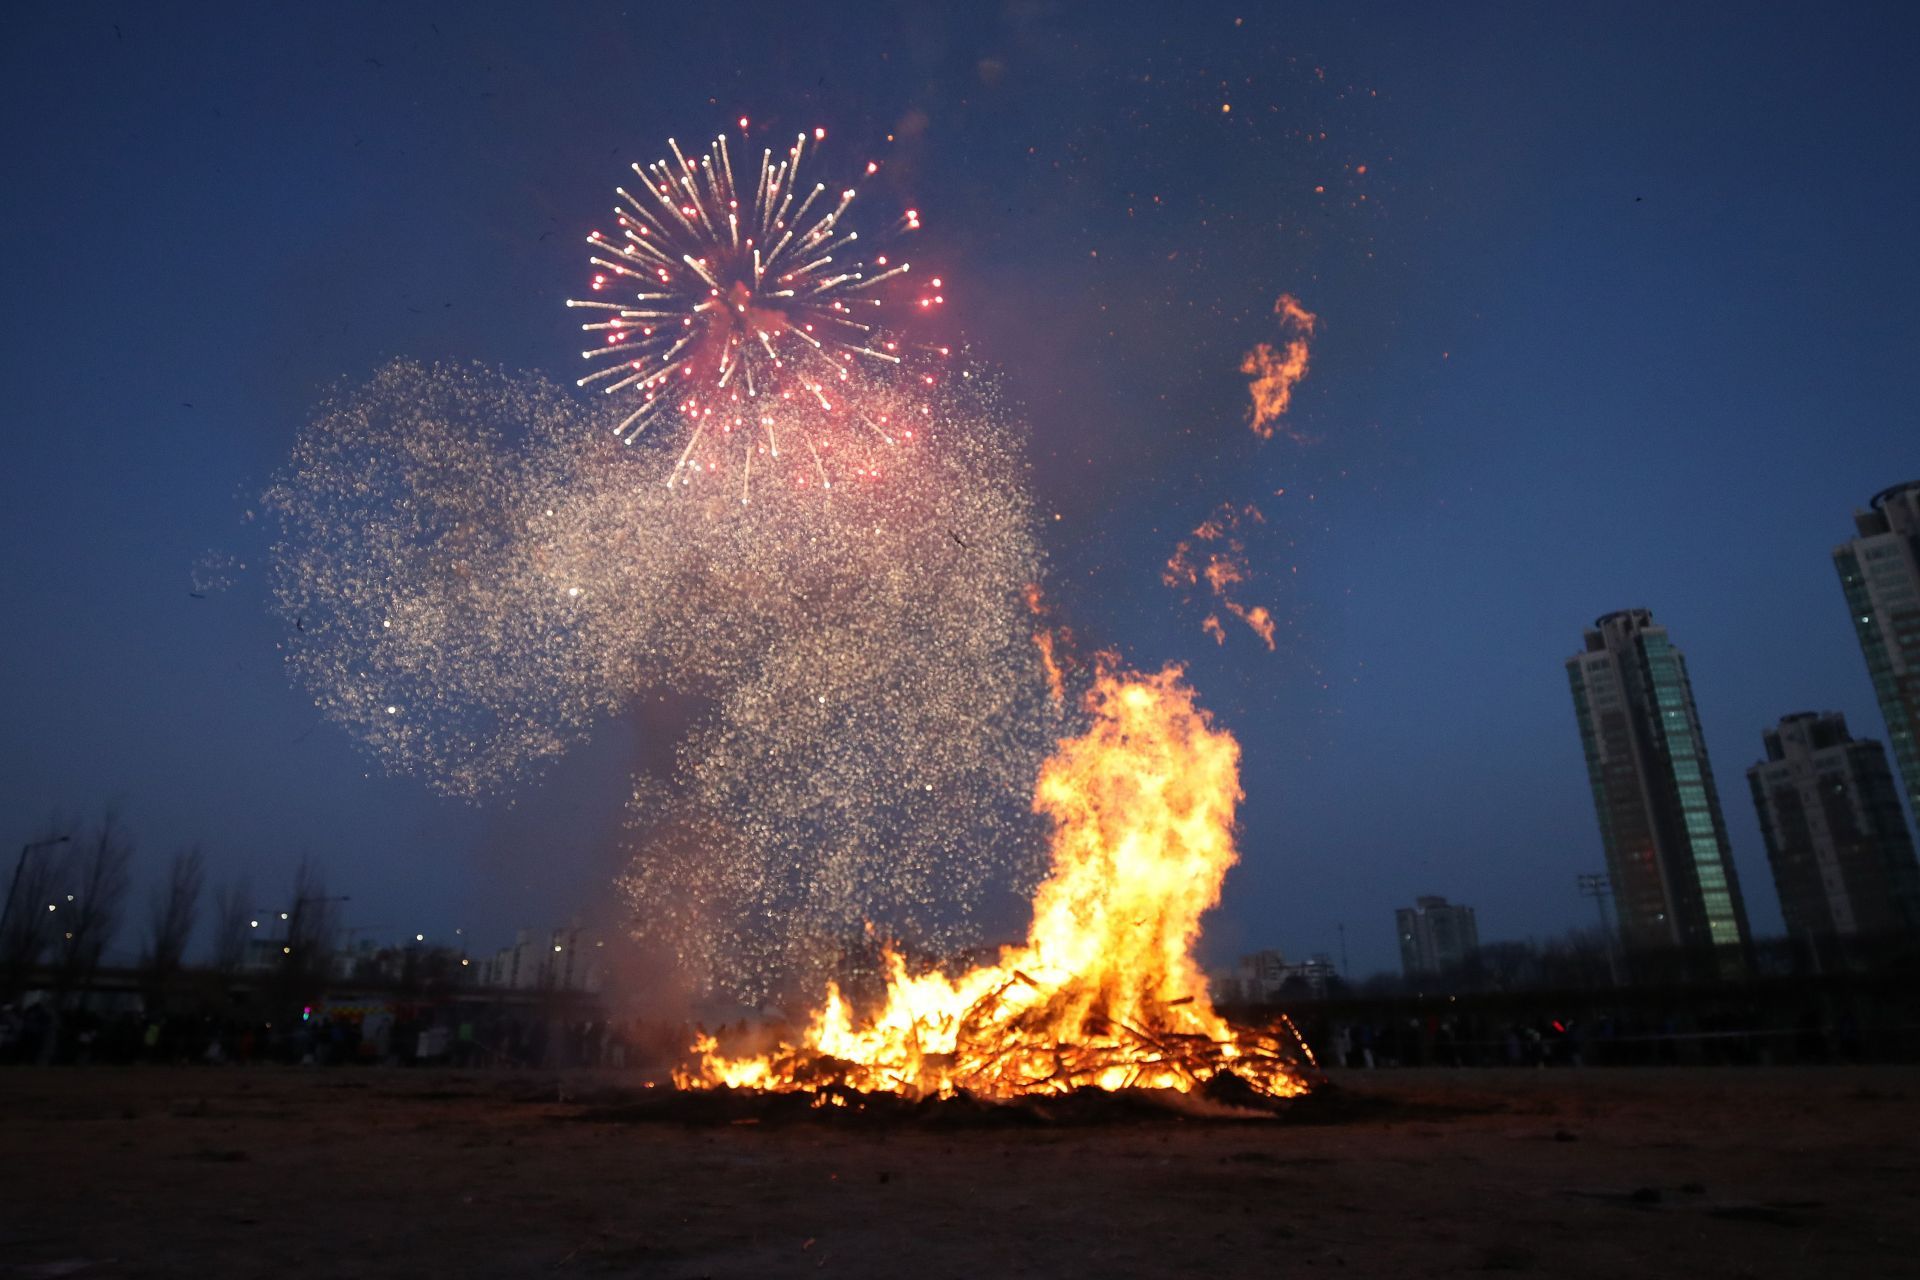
1313,1008,1868,1068
0,1003,691,1071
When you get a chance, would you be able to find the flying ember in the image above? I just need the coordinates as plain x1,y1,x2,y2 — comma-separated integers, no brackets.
568,125,941,490
1241,292,1317,438
676,663,1316,1100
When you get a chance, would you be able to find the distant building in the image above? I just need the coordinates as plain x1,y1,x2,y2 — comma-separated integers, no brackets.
333,939,379,981
333,938,474,987
479,923,605,992
1747,712,1920,942
241,935,286,974
1279,954,1340,999
1218,949,1342,1003
1235,949,1289,1002
1395,896,1479,979
1834,482,1920,826
1566,609,1751,968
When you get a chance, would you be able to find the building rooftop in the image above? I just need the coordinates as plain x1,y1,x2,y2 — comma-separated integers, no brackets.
1592,607,1655,630
1869,479,1920,511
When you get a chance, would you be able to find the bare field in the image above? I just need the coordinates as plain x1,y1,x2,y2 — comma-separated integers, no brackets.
2,1066,1916,1278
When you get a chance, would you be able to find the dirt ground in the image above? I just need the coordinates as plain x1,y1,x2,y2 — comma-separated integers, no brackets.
1,1066,1916,1278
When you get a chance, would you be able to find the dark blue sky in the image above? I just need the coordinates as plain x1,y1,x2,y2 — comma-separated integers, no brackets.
3,3,1915,976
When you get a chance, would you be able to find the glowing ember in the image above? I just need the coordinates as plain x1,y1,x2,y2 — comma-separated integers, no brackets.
676,663,1314,1100
1240,293,1316,437
1164,502,1278,650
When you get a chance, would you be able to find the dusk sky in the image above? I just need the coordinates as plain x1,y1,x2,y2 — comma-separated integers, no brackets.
3,2,1916,978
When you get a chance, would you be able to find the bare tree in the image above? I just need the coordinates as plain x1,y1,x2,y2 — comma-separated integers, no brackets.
142,845,205,994
54,807,136,991
209,872,253,975
1,816,71,996
35,808,134,1062
271,855,344,1025
283,855,341,981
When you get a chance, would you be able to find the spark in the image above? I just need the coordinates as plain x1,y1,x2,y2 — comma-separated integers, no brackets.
268,360,1056,1000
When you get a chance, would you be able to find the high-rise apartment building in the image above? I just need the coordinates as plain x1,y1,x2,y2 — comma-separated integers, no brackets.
1395,896,1479,978
1833,481,1920,825
1747,712,1920,941
1566,610,1751,966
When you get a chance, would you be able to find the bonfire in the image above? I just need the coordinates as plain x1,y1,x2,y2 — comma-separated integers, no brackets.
676,664,1316,1101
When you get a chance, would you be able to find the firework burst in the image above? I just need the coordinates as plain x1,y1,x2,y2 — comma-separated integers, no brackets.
268,361,1057,997
567,124,945,492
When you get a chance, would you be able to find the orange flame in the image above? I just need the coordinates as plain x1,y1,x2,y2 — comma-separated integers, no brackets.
1023,582,1078,707
1034,630,1066,705
676,664,1311,1099
1241,294,1316,437
1226,602,1277,651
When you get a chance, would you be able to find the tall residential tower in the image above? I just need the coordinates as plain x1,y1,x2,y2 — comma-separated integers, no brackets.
1746,712,1920,943
1395,896,1479,980
1567,610,1751,969
1833,481,1920,826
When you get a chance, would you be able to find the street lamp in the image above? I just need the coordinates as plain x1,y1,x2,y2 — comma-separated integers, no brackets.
1577,872,1621,986
1,834,71,947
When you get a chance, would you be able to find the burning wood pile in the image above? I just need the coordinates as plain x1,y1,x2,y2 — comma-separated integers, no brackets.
675,664,1317,1104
